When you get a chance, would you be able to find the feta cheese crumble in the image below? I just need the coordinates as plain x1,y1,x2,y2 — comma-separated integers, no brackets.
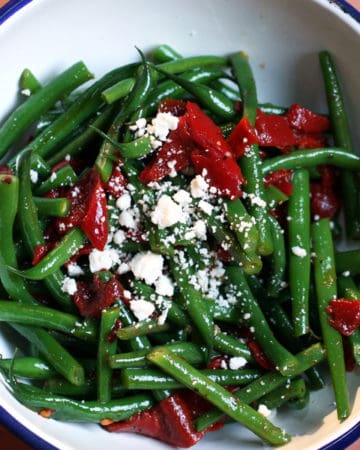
291,246,307,258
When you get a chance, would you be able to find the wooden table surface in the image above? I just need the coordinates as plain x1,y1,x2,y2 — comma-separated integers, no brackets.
0,0,360,449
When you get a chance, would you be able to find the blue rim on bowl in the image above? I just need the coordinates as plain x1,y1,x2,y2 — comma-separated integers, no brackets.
0,1,359,450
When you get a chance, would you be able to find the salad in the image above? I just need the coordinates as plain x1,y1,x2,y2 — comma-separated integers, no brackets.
0,45,360,448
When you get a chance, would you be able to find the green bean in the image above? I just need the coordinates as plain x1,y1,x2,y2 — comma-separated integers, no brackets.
0,62,93,161
8,63,138,166
144,67,229,116
0,357,56,380
121,367,261,390
225,265,301,376
46,104,117,167
195,343,325,431
102,78,136,104
213,332,254,362
337,275,360,364
229,51,273,255
11,323,85,386
7,380,153,422
12,228,87,280
91,126,153,159
0,301,97,342
265,185,289,209
258,378,307,410
147,347,290,446
19,68,42,94
224,198,259,255
151,44,182,63
97,306,119,403
287,170,311,336
266,214,286,298
169,251,215,348
153,65,235,121
335,249,360,275
116,320,170,340
0,174,38,305
117,300,151,351
319,51,360,239
203,209,262,274
95,56,157,182
33,197,71,217
131,280,190,328
263,300,325,390
17,150,75,311
34,164,78,196
262,147,360,176
109,341,206,369
312,218,350,421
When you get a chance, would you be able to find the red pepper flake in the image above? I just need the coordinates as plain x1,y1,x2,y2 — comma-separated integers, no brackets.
73,274,124,318
327,298,360,336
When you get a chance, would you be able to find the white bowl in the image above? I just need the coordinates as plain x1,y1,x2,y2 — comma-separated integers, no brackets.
0,1,360,449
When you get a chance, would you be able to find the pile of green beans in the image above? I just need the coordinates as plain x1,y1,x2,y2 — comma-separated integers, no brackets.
0,44,359,448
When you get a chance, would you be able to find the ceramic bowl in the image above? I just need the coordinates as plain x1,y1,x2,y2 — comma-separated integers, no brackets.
0,1,360,449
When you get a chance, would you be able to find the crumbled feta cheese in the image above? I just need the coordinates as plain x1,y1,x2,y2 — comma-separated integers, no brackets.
117,262,130,275
257,404,273,418
154,274,174,297
149,112,179,141
173,189,192,206
151,194,185,229
61,277,77,295
228,356,247,370
198,199,213,215
192,220,207,240
129,251,164,285
21,88,31,96
115,191,132,210
112,229,126,245
67,263,84,277
30,170,38,183
129,299,155,321
89,248,119,272
190,175,209,198
119,209,138,229
291,246,307,258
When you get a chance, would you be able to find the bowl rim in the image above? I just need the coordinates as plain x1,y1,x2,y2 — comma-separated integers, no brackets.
0,1,359,450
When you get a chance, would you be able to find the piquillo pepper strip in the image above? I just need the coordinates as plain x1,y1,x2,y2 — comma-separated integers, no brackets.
147,347,291,446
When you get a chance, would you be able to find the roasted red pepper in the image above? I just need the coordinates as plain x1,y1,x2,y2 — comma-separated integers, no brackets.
240,328,275,371
105,392,206,448
73,274,124,318
286,103,330,134
228,115,259,158
310,166,340,218
264,169,293,196
55,168,108,250
255,108,297,150
104,162,127,197
139,115,193,183
326,298,360,336
158,98,187,116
